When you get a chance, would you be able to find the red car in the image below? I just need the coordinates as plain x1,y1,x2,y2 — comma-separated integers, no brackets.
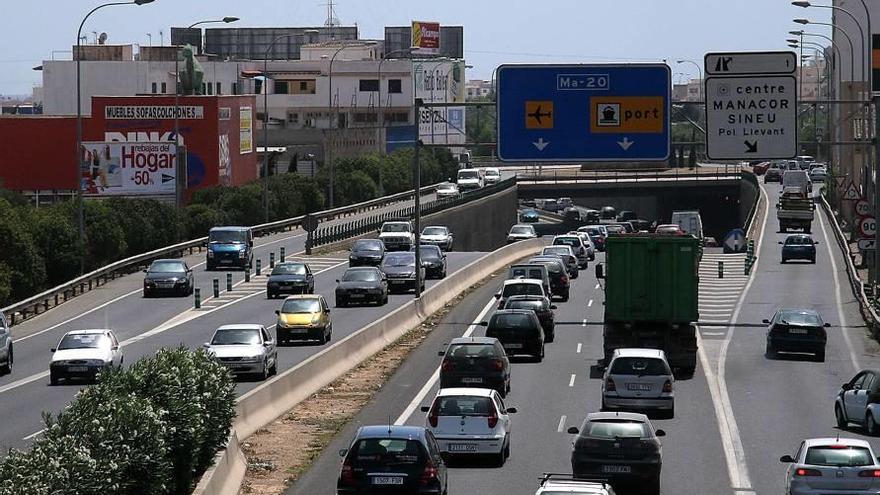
753,161,770,175
655,224,686,235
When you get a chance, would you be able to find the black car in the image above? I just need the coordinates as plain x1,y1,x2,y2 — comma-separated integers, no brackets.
485,309,545,360
266,262,314,299
349,239,386,267
413,245,447,279
780,234,818,263
380,252,426,293
617,210,637,222
764,308,829,361
337,425,447,495
568,412,665,495
765,167,783,183
528,257,570,302
336,267,388,307
503,295,556,342
439,337,511,396
143,259,193,297
600,206,617,220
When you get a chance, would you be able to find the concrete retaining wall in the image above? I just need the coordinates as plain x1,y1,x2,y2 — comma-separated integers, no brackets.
193,237,546,495
422,186,519,252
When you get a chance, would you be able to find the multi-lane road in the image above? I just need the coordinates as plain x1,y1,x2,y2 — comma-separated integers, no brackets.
289,180,879,495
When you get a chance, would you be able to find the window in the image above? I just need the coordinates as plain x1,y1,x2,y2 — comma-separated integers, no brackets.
388,79,402,94
206,82,213,95
274,81,289,95
353,112,377,124
287,112,299,124
299,81,308,92
216,82,221,95
359,79,379,92
232,82,240,95
151,82,157,94
160,82,167,93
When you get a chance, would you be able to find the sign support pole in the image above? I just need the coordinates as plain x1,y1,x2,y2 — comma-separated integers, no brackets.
413,98,422,299
874,95,880,288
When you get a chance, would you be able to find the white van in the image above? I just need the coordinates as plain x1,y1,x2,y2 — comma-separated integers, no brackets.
782,170,812,195
457,168,484,191
670,210,703,240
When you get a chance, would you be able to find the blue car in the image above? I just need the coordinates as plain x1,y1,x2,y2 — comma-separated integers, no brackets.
780,234,817,264
520,208,540,223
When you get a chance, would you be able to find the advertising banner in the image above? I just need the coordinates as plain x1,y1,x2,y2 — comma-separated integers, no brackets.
412,21,440,56
240,107,253,154
413,60,467,145
80,142,176,196
104,105,204,120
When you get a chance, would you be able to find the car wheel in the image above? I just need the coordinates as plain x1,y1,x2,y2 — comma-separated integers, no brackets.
337,298,347,308
269,359,277,376
260,360,270,381
494,447,506,467
266,291,274,299
835,404,848,429
664,405,675,419
810,257,816,264
50,372,59,386
0,348,12,375
780,258,786,264
815,350,825,362
571,271,579,279
866,412,880,436
561,292,570,303
647,476,661,495
546,331,555,343
536,344,545,362
325,325,332,343
765,342,777,359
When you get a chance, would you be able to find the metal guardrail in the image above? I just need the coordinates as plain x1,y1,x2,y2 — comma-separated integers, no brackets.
1,181,445,326
741,170,761,236
515,166,743,185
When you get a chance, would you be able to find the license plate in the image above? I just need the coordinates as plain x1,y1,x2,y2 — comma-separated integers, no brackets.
68,366,88,373
219,259,232,264
461,377,483,384
504,343,523,349
390,280,408,285
349,294,365,299
157,283,174,289
788,328,808,334
371,476,404,485
627,383,652,391
602,465,631,474
289,328,308,334
448,443,477,452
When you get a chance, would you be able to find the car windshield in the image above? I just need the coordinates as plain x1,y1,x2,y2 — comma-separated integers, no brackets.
149,261,186,273
382,224,410,233
510,226,533,235
342,270,380,282
586,420,648,439
485,169,500,177
438,183,456,191
281,299,321,313
447,343,497,358
554,238,580,248
582,228,602,236
785,236,813,245
209,230,246,243
434,396,494,416
211,328,261,345
530,259,562,274
423,227,447,236
352,439,424,466
778,310,822,326
271,264,307,275
610,357,670,376
58,333,110,350
805,446,874,467
459,171,479,179
606,225,624,234
353,240,383,251
418,247,441,260
502,283,543,297
383,254,415,267
510,267,542,279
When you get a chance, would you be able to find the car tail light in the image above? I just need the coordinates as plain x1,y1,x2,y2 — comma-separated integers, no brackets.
859,470,880,478
606,378,616,392
420,461,439,486
493,359,504,371
441,359,454,372
340,457,355,485
795,468,822,476
487,403,499,428
428,403,439,428
561,274,569,284
662,380,672,393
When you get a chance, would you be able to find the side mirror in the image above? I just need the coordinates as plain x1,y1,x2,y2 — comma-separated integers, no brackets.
595,264,604,279
506,407,517,414
814,241,819,245
779,455,795,463
111,345,119,351
494,293,501,299
477,322,489,327
420,406,430,412
762,319,770,324
339,449,348,458
778,241,783,245
823,322,831,327
335,279,340,283
202,343,210,348
550,305,558,310
142,269,148,273
566,426,579,435
263,342,271,347
50,348,56,353
325,309,331,314
655,429,666,437
249,241,254,247
438,349,446,356
842,382,853,391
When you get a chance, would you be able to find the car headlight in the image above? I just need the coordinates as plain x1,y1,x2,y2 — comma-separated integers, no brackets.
311,314,321,325
207,250,215,258
239,250,247,258
145,280,155,287
88,359,109,366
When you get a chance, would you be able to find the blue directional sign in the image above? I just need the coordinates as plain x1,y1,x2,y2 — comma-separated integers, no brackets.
496,64,671,162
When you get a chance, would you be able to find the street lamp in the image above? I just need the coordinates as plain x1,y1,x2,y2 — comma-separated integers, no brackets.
174,16,239,209
675,59,703,100
377,46,418,128
793,0,871,91
262,33,299,222
326,41,358,208
792,20,857,88
76,0,155,274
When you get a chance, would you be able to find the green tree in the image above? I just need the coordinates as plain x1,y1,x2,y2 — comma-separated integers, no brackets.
184,203,228,239
0,199,46,304
30,203,81,285
83,201,127,269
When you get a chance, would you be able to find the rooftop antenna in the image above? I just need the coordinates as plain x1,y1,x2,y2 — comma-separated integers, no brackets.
324,0,340,39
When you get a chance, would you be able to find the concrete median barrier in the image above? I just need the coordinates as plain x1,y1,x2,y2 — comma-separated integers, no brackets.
193,237,546,495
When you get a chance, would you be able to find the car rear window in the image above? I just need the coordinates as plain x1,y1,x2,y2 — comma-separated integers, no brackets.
805,446,874,467
434,396,494,416
543,247,571,257
586,421,648,439
352,438,425,465
530,260,562,274
554,238,580,247
502,283,543,297
784,236,813,245
447,343,497,359
510,267,543,279
610,357,670,376
271,264,307,275
490,313,534,328
778,311,822,326
505,300,544,312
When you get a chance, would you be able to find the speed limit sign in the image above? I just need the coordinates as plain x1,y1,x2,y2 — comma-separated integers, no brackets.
856,199,872,217
859,216,877,238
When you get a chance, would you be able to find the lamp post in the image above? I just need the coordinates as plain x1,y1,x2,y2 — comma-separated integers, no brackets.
262,33,299,222
377,46,418,128
174,16,239,209
76,0,155,274
326,42,357,208
675,59,703,100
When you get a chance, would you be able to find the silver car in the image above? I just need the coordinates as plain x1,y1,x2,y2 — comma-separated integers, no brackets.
204,324,277,380
781,437,880,495
436,182,460,199
602,348,674,418
507,224,538,243
421,226,454,251
0,314,12,375
541,245,579,278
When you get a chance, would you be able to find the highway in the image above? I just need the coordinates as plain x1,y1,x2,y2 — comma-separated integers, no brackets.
289,180,879,495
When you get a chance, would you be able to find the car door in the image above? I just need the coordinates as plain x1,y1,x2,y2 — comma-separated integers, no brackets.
845,372,869,419
305,265,315,292
493,392,512,437
852,372,875,422
107,331,122,366
260,326,276,366
321,297,331,328
0,315,9,361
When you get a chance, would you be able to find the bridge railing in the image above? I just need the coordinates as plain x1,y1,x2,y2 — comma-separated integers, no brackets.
515,165,743,185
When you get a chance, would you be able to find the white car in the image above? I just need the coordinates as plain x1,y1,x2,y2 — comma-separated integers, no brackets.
781,437,880,495
568,231,596,261
483,167,502,185
457,168,484,191
553,234,590,268
495,278,548,309
507,224,537,243
436,181,460,199
421,387,516,465
204,324,278,380
378,221,415,251
810,166,827,183
602,348,674,418
535,474,615,495
421,225,454,251
50,329,123,385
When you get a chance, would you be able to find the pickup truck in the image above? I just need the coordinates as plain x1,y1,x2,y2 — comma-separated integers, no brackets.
777,191,815,233
378,221,415,251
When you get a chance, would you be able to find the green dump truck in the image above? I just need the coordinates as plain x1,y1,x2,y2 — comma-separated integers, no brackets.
596,234,700,374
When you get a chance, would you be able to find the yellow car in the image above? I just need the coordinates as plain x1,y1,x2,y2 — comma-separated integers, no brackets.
275,295,332,345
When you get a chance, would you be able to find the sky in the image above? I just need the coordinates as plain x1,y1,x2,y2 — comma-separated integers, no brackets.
0,0,833,96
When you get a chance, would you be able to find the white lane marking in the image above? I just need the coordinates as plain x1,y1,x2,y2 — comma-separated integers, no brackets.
581,319,587,327
594,283,600,289
16,288,143,342
0,371,49,395
22,428,46,440
587,299,593,307
817,205,860,371
557,415,567,433
576,343,582,354
394,296,499,425
568,374,576,387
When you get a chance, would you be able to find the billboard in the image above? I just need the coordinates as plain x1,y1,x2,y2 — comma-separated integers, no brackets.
240,106,253,154
80,141,176,196
412,21,441,56
413,59,467,146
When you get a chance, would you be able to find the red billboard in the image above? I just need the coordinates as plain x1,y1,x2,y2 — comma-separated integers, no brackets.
412,21,441,55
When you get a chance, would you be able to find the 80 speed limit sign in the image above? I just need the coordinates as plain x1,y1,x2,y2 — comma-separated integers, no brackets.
859,216,877,238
